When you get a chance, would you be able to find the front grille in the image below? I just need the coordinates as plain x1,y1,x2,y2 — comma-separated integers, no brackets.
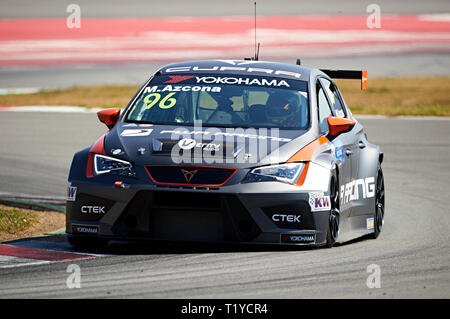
112,190,261,242
145,165,236,186
153,191,221,209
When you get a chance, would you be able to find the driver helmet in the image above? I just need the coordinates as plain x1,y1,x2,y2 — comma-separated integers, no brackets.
265,91,300,126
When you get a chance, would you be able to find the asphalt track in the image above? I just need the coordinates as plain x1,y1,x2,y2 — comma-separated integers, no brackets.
0,113,449,298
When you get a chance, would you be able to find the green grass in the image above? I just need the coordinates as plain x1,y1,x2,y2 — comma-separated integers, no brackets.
0,206,38,234
335,77,450,116
0,77,449,116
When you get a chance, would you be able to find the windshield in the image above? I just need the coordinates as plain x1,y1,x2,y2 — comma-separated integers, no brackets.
126,74,309,129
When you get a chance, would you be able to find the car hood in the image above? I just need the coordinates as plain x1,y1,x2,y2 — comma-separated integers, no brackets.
103,123,318,169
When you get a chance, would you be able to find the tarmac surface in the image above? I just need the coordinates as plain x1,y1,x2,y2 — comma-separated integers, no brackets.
0,113,449,298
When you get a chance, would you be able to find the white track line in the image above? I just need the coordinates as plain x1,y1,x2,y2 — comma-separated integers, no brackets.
0,106,103,113
0,255,50,269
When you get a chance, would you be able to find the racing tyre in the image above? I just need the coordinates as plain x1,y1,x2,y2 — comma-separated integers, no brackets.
370,165,385,239
325,172,340,248
67,237,109,251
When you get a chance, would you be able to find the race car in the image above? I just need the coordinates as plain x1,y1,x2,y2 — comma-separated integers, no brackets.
66,59,385,249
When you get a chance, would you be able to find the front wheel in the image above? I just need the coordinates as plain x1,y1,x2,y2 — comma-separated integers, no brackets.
325,172,340,248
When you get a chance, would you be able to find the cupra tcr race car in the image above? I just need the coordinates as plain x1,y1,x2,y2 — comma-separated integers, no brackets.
66,59,385,249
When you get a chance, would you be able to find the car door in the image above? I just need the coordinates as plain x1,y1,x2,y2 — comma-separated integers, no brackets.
317,78,359,214
332,81,375,224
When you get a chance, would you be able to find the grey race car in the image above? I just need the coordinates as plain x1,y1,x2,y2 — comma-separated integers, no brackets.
66,59,385,248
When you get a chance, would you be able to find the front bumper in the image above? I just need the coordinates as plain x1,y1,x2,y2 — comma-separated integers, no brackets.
66,180,331,246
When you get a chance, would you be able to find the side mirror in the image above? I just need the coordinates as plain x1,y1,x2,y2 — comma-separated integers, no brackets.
327,116,356,136
97,108,121,129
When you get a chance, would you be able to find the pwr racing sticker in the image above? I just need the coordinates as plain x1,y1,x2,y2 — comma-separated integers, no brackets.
340,177,375,205
309,192,331,212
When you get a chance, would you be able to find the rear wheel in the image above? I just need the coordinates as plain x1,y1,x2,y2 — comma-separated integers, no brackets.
325,172,340,248
370,165,385,239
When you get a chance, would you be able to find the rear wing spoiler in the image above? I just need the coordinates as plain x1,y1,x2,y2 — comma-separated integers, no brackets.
320,69,368,90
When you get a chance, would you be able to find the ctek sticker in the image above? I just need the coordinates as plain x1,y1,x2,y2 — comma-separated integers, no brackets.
272,214,301,223
120,129,153,137
67,184,77,201
81,206,106,214
309,192,331,212
366,217,374,230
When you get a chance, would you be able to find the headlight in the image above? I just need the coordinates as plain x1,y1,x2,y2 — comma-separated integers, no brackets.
94,154,136,177
242,162,305,185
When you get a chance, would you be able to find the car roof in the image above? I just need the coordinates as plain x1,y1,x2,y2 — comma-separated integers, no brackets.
157,59,314,82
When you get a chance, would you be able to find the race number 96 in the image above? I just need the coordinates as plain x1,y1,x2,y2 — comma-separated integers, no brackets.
143,92,177,110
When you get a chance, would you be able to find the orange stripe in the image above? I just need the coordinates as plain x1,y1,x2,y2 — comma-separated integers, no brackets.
86,134,106,178
287,136,328,162
295,162,310,186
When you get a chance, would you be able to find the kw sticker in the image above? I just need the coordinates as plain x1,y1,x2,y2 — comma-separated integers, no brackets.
309,192,331,212
67,184,77,201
